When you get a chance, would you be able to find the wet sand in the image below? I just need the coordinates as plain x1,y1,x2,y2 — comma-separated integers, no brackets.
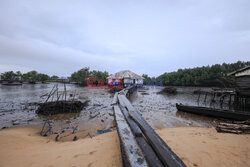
0,126,249,167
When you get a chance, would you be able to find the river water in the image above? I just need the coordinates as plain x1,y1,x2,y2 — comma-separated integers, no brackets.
0,83,222,138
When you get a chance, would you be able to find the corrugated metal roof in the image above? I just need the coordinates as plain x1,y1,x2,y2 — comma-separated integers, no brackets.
227,66,250,76
107,70,144,79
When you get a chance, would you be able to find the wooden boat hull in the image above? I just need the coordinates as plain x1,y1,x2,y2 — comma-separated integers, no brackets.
176,103,250,121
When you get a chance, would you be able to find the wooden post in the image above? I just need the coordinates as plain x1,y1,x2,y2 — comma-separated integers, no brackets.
197,92,201,103
229,94,232,106
64,83,67,102
204,92,207,104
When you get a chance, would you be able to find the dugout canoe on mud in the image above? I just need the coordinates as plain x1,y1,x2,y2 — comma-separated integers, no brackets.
176,103,250,121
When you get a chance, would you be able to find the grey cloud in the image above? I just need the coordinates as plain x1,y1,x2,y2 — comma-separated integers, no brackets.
0,0,249,76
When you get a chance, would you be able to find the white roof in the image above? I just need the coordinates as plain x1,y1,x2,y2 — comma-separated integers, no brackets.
228,66,250,77
107,70,144,79
58,77,68,80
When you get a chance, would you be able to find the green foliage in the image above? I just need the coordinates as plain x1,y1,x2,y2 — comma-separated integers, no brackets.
142,74,150,80
89,70,109,83
142,74,163,86
1,68,109,85
1,70,51,82
50,75,59,80
37,73,50,82
142,74,151,84
1,71,18,80
70,67,90,85
70,68,109,85
158,61,250,87
1,61,248,87
22,71,38,81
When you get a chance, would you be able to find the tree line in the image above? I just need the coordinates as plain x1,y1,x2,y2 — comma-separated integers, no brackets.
157,61,250,87
0,68,109,85
70,67,109,85
0,70,58,82
1,61,249,86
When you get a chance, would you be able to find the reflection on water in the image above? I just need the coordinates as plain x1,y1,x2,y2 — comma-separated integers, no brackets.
0,84,223,136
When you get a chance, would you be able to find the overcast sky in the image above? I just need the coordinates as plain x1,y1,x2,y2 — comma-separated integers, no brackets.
0,0,249,77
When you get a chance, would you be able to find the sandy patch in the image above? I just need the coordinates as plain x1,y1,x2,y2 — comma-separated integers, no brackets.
157,127,250,167
0,126,122,167
0,126,249,167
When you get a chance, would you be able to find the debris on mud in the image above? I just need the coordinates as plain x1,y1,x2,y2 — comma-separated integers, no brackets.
12,120,20,125
36,84,88,115
97,129,112,134
216,120,250,134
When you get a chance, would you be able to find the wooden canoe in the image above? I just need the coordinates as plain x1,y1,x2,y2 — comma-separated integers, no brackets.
176,103,250,121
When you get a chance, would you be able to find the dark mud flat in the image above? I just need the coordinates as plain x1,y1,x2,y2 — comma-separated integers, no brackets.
0,83,115,138
130,86,222,128
0,84,227,138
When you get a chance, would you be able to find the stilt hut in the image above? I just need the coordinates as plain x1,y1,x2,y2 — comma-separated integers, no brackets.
57,77,70,83
107,70,144,87
228,66,250,108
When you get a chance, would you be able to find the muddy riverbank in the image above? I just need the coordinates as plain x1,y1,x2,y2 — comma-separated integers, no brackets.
0,83,114,138
0,84,228,138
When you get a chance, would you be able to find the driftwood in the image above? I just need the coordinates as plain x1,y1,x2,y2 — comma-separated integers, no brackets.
216,120,250,134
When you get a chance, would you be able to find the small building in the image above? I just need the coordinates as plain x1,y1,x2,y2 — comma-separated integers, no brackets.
107,70,144,87
228,66,250,109
57,77,70,83
228,66,250,97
